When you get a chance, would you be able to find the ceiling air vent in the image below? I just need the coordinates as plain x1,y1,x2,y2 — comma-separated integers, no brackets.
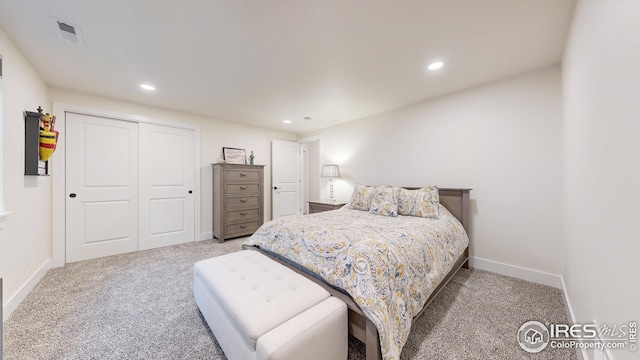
50,17,85,46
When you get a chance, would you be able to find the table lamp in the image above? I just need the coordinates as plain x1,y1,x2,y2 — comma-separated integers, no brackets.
321,164,341,201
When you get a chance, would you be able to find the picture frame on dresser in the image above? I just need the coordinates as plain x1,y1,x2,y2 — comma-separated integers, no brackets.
222,147,246,164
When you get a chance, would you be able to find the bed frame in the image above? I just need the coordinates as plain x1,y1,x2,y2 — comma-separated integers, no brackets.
243,188,471,360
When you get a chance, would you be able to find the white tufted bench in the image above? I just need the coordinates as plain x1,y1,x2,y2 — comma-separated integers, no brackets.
194,250,347,360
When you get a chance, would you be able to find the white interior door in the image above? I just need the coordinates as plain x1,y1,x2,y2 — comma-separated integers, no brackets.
272,140,301,219
139,124,195,250
66,113,139,263
302,146,309,214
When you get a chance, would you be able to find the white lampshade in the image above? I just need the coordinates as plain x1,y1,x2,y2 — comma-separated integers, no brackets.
321,164,341,178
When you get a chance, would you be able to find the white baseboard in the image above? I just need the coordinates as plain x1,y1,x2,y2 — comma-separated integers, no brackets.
3,259,51,322
469,256,563,289
560,276,590,360
200,232,213,241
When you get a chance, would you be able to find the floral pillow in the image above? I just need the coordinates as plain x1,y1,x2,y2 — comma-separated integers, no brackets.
398,185,440,218
369,185,400,217
348,183,374,211
398,188,416,215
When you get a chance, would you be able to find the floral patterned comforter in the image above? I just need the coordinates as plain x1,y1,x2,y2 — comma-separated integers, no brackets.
243,205,469,360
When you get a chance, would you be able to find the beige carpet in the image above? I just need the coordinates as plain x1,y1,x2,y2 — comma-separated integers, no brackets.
4,238,576,359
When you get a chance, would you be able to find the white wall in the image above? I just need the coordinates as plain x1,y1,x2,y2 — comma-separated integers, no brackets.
563,1,640,359
49,88,297,239
302,66,563,277
0,28,51,317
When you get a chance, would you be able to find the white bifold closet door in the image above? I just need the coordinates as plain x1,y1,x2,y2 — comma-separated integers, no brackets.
66,113,195,263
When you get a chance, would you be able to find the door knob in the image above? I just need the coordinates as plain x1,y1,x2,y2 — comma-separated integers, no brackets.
69,193,77,198
273,186,278,190
188,190,193,194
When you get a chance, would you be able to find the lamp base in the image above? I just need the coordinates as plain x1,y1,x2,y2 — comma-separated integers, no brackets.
329,180,335,202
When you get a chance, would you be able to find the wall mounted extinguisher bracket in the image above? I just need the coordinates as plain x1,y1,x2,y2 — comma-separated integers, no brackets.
25,106,59,176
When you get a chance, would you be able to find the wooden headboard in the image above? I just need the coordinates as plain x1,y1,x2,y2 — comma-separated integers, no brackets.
438,188,471,234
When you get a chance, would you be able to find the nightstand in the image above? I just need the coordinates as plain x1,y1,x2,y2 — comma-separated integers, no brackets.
308,200,347,214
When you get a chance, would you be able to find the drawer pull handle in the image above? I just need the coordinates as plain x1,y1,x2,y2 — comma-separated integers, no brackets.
240,199,247,202
240,224,247,229
240,212,247,215
240,186,247,190
240,173,247,176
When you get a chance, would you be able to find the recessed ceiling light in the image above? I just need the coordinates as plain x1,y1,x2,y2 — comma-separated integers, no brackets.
283,120,292,124
427,61,444,71
140,84,156,91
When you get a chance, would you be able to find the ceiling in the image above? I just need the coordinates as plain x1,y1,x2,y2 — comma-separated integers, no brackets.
0,0,575,134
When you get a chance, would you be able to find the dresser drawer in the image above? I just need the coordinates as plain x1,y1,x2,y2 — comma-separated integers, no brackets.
225,183,260,195
225,195,260,207
226,208,260,222
225,220,260,236
225,169,261,182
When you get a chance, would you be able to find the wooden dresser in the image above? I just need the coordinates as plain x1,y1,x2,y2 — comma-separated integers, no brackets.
212,163,265,242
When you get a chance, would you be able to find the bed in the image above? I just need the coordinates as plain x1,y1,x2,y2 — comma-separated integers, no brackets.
242,187,471,360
